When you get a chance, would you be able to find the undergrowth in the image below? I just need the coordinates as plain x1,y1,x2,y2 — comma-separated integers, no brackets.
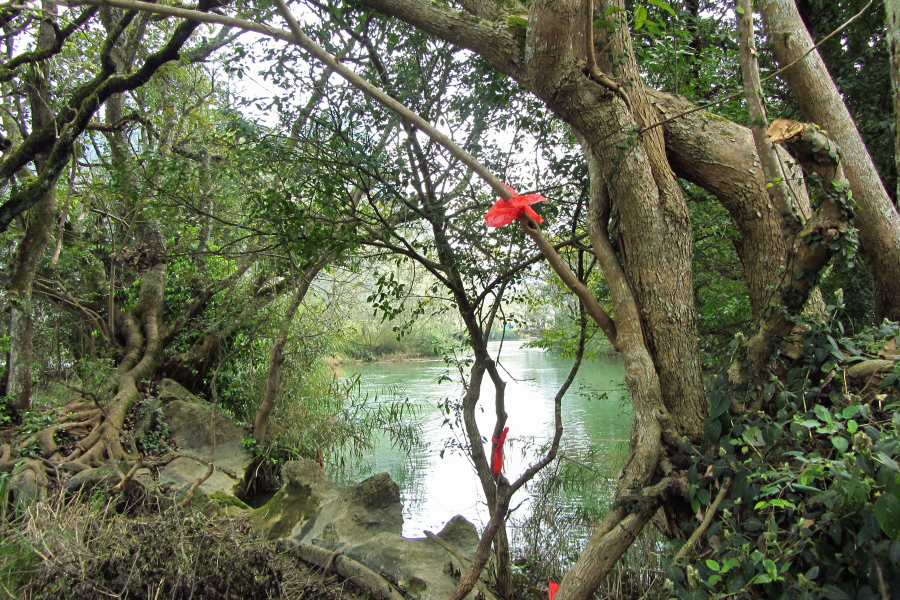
0,488,369,599
668,309,900,599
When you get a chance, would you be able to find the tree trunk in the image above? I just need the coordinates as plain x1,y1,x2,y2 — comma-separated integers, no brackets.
760,0,900,322
252,258,330,444
647,89,811,321
886,0,900,201
5,1,62,411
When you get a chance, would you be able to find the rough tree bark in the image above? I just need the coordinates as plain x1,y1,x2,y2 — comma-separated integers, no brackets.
886,0,900,201
760,0,900,322
5,1,65,411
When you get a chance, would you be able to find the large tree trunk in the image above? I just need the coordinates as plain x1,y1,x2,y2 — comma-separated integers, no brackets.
760,0,900,322
5,1,63,411
520,0,706,442
887,0,900,201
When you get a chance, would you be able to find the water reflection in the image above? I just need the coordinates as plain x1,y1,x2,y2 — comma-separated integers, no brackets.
338,340,632,537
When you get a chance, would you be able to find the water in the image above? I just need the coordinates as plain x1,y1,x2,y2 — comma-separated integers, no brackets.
342,340,631,537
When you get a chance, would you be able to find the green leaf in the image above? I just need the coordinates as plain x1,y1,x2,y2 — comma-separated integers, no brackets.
594,18,617,31
878,452,900,472
705,559,720,572
875,493,900,539
814,404,832,423
832,437,848,454
648,0,677,17
605,5,624,15
736,5,745,14
698,488,711,506
709,391,730,419
634,5,648,29
822,585,851,600
704,416,722,442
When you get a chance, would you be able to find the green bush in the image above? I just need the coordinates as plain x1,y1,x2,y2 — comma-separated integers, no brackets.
667,313,900,599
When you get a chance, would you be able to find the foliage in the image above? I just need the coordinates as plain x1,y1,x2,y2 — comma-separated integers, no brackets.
668,310,900,599
135,403,170,456
511,445,662,599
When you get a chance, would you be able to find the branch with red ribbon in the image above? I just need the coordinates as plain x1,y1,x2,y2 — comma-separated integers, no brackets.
484,185,546,227
491,426,509,475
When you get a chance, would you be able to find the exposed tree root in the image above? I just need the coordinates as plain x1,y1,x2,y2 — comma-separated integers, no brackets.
283,542,406,600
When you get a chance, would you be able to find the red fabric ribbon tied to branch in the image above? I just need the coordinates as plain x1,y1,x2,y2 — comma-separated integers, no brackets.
492,427,509,474
549,581,560,599
484,184,546,227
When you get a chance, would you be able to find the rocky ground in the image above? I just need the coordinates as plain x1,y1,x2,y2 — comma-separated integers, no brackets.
1,380,488,600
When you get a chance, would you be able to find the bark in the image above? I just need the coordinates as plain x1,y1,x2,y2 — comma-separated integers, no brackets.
5,1,63,411
735,0,795,223
647,89,811,321
760,0,900,322
252,257,330,444
743,121,852,380
887,0,900,201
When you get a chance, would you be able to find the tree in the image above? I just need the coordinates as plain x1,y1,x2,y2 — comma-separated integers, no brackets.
4,0,900,598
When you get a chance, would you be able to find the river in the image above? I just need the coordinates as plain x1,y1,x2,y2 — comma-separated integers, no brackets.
344,339,631,538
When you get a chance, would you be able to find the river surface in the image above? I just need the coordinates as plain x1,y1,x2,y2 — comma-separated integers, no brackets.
344,340,631,538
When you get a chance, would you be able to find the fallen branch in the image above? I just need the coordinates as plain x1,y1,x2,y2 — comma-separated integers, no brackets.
675,477,732,560
283,542,406,600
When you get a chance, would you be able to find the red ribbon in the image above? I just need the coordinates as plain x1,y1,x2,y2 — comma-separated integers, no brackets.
549,581,560,599
484,184,546,227
492,427,509,474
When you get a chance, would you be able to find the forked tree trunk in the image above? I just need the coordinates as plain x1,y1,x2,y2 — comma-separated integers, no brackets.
760,0,900,322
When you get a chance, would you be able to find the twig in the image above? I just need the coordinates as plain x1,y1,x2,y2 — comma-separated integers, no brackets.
867,546,889,600
675,477,732,560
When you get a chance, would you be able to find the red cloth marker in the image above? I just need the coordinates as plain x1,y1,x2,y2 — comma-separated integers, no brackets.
549,581,560,599
492,427,509,474
484,184,546,227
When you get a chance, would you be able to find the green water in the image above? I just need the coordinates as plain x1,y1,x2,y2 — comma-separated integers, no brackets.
346,340,631,537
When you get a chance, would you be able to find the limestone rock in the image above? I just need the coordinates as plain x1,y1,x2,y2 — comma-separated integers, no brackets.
294,472,403,547
157,378,202,405
252,460,339,539
847,359,895,380
342,516,481,600
157,398,253,499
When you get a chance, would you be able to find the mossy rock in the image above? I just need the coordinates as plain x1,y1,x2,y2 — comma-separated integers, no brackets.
207,490,251,510
251,460,338,539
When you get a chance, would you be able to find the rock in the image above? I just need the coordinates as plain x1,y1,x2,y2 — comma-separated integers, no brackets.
342,516,482,600
433,515,480,555
157,378,203,404
252,460,339,539
847,359,895,380
257,463,480,599
157,399,253,499
294,472,403,548
64,463,154,493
